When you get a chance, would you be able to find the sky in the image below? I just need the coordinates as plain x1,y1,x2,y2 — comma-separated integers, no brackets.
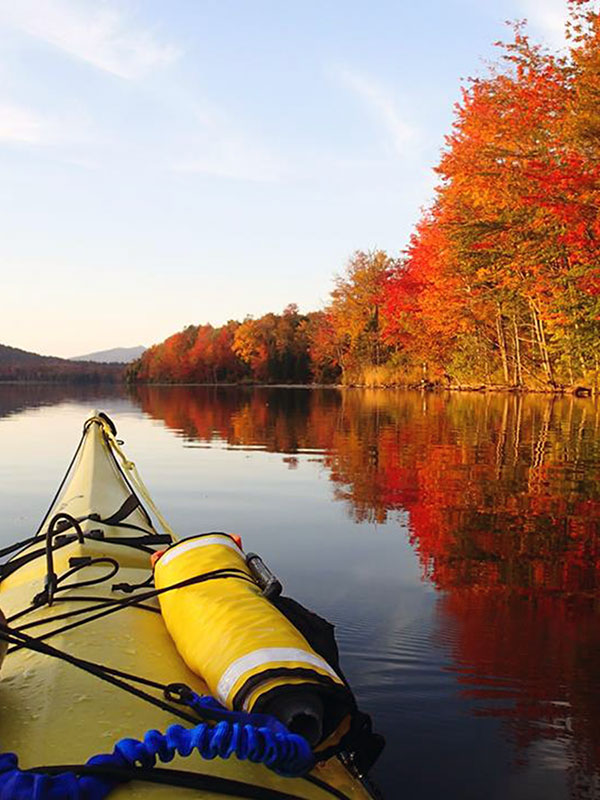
0,0,572,357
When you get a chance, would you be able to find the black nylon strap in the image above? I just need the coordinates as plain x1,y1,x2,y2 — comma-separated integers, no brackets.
101,534,172,546
101,494,141,526
33,764,313,799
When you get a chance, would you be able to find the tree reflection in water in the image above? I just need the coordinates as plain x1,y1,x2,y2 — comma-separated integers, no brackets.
132,385,600,797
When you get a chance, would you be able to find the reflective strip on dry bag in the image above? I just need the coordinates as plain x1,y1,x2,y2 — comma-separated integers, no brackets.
154,533,354,745
217,647,340,705
159,535,242,566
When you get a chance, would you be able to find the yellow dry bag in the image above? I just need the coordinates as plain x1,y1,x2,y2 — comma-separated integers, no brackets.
154,533,354,746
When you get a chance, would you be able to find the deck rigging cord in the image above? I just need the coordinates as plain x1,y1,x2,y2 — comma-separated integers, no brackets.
0,564,336,792
103,427,176,540
0,621,350,796
7,564,256,651
0,414,378,799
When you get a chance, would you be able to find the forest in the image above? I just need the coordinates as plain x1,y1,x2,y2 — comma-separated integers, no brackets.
128,1,600,392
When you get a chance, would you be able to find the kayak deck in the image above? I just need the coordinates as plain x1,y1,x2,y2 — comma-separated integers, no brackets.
0,414,378,799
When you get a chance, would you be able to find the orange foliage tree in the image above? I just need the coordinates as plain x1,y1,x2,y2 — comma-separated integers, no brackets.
128,4,600,390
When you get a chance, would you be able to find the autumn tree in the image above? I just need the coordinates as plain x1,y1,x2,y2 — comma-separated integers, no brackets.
305,311,342,384
128,5,600,392
382,216,475,382
232,305,312,383
407,11,600,388
128,322,247,383
325,250,397,382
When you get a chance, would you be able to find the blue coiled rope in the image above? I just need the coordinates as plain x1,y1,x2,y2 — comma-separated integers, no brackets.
0,695,315,799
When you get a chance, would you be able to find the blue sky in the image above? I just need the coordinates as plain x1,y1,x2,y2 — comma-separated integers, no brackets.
0,0,570,357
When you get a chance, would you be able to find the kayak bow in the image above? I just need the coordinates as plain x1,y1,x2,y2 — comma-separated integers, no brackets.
0,413,382,799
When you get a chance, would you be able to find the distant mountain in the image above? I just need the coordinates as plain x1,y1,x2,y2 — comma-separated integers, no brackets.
69,346,146,364
0,343,123,382
0,344,60,365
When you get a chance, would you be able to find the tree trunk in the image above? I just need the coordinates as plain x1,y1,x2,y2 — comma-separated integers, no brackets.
496,310,510,385
568,281,587,377
574,322,587,377
530,304,554,385
374,305,380,366
537,313,554,385
512,315,523,387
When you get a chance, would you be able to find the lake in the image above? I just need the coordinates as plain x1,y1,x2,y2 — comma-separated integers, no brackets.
1,383,599,799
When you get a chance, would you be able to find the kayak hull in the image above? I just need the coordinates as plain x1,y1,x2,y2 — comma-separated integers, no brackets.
0,414,378,799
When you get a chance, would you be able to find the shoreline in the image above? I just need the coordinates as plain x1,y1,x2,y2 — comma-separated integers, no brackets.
1,379,596,397
128,380,598,396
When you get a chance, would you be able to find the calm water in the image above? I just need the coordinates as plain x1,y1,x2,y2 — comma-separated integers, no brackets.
1,384,600,799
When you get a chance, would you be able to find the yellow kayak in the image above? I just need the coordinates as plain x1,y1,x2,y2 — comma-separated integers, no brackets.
0,412,382,799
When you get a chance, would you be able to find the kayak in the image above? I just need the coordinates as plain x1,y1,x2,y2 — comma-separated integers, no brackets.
0,412,383,799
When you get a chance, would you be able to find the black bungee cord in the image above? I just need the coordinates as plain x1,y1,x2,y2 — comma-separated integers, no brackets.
7,567,255,652
0,623,352,799
40,513,85,606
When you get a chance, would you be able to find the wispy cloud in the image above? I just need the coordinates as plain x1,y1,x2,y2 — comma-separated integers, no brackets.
0,103,48,144
171,134,283,183
334,66,416,157
163,93,284,183
0,0,179,79
513,0,569,48
0,2,277,180
0,100,100,150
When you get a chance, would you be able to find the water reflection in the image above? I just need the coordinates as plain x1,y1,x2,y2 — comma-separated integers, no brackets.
132,386,600,796
130,385,341,452
0,383,127,420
